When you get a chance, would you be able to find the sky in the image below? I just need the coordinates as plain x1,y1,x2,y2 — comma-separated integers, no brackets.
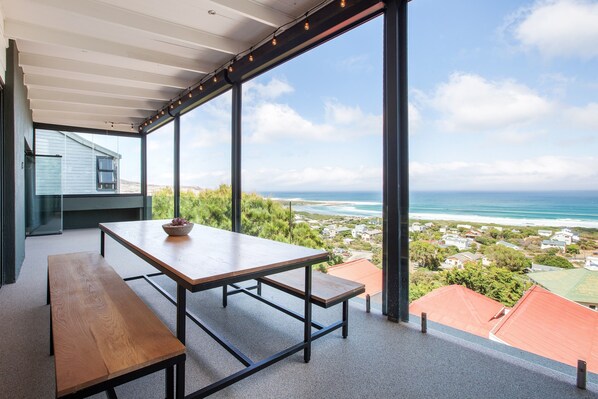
143,0,598,192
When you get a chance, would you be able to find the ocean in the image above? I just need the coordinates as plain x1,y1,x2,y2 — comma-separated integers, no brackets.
261,191,598,228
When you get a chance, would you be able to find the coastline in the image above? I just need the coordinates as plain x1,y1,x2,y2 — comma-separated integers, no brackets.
285,202,598,229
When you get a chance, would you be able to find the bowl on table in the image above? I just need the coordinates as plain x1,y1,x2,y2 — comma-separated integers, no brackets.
162,222,194,236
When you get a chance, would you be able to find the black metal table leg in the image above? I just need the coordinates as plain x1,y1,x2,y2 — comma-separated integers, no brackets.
222,285,227,308
166,365,174,399
342,301,348,338
176,285,186,398
100,230,105,257
304,265,312,363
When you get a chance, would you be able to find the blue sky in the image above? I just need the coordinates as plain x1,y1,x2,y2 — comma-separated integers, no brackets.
145,0,598,192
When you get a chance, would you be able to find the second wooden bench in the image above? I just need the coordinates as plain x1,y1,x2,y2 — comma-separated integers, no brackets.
48,251,186,399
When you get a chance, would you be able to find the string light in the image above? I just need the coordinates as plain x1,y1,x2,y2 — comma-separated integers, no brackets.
178,99,182,105
228,62,234,73
199,84,203,91
304,15,310,30
188,90,193,98
272,34,277,46
213,74,218,83
340,0,346,7
161,110,165,115
249,51,254,62
170,104,174,109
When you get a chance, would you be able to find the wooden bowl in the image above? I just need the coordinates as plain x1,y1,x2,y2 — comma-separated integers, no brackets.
162,222,194,236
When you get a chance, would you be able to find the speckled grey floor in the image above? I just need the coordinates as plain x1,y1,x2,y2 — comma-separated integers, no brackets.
1,228,596,399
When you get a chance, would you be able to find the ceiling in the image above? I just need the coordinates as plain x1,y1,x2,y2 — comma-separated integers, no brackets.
0,0,325,132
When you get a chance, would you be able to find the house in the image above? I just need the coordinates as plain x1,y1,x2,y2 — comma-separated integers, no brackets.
540,240,566,252
439,227,447,233
480,226,490,231
586,256,598,270
456,224,471,230
538,229,552,237
351,224,367,238
361,229,382,242
551,232,573,245
529,264,563,272
424,222,434,228
494,226,503,232
490,286,598,373
35,130,121,194
410,285,507,338
496,240,522,251
464,230,482,239
410,222,427,232
443,252,483,269
528,267,598,308
442,234,473,250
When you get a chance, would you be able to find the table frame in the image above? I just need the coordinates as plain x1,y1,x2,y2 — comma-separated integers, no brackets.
99,225,329,399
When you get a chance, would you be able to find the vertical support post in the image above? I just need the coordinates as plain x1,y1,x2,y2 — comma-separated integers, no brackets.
100,230,105,257
176,284,186,398
421,312,427,333
577,360,587,390
141,133,148,220
257,280,262,296
382,0,409,322
366,294,371,313
222,285,228,308
304,265,312,363
166,366,174,399
173,114,181,218
342,301,349,338
231,83,242,233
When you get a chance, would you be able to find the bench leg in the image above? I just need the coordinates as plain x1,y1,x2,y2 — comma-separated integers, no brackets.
222,285,227,308
105,388,117,399
50,307,54,356
342,301,348,339
304,265,312,363
166,365,174,399
257,280,262,296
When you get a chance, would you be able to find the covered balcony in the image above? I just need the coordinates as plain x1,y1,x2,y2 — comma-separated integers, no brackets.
0,0,596,398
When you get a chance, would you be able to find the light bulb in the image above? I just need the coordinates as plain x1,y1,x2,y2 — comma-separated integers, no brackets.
228,64,233,72
340,0,346,8
272,35,277,46
304,19,310,30
249,53,254,62
199,84,203,91
213,75,218,83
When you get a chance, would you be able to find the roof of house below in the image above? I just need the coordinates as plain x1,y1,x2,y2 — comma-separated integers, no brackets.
327,259,382,298
528,267,598,305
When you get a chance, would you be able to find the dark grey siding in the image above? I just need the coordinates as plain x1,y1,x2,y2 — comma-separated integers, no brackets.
2,40,32,283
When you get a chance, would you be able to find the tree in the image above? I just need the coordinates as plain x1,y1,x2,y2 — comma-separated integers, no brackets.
444,264,532,307
484,245,531,273
566,244,580,255
409,269,446,302
410,241,441,270
533,254,574,269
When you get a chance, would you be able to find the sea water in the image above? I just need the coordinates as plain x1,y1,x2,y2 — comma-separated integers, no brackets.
261,191,598,228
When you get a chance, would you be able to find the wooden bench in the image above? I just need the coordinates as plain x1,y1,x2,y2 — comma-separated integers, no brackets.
48,252,186,399
250,268,365,338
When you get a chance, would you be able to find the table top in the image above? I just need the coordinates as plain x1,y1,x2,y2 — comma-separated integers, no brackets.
99,220,329,291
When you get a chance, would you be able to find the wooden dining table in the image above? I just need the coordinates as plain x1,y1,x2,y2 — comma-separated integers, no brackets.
98,220,329,398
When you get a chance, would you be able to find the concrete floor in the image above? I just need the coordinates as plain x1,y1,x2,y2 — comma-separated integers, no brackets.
1,228,597,399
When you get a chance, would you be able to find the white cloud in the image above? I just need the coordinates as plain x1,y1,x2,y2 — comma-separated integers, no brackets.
512,0,598,59
410,156,598,190
565,102,598,131
245,99,382,142
430,73,552,132
337,54,372,72
244,166,382,191
244,78,294,101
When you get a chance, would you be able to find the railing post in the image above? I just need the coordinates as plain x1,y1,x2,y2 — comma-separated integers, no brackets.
421,312,427,333
366,294,371,313
577,360,587,390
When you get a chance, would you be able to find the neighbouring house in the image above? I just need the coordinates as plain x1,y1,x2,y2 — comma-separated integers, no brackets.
409,285,507,338
529,264,562,272
410,222,427,232
496,240,522,251
464,230,482,239
443,252,483,269
480,226,490,231
494,226,503,232
35,130,121,194
327,259,382,300
551,229,579,245
528,266,598,309
361,229,382,242
538,230,553,237
490,286,598,374
586,256,598,270
424,222,434,228
442,234,473,250
456,224,472,230
439,227,447,233
540,240,566,252
352,224,367,238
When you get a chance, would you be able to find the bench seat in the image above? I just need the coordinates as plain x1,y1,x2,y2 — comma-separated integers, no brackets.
48,251,185,399
258,268,365,308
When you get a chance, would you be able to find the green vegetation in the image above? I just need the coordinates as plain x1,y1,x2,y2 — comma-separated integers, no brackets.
533,253,574,269
152,185,335,271
483,245,531,272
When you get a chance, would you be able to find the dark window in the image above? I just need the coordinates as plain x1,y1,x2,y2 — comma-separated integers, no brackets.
96,156,116,190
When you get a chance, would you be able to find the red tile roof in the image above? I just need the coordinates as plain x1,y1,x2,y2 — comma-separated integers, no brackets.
490,285,598,373
327,259,382,298
409,285,507,338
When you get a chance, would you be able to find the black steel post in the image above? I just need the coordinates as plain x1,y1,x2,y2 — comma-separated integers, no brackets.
100,230,105,257
222,285,228,308
166,366,174,399
383,0,409,322
141,133,148,220
577,360,587,389
174,114,181,218
231,83,242,233
342,301,348,338
304,265,312,363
